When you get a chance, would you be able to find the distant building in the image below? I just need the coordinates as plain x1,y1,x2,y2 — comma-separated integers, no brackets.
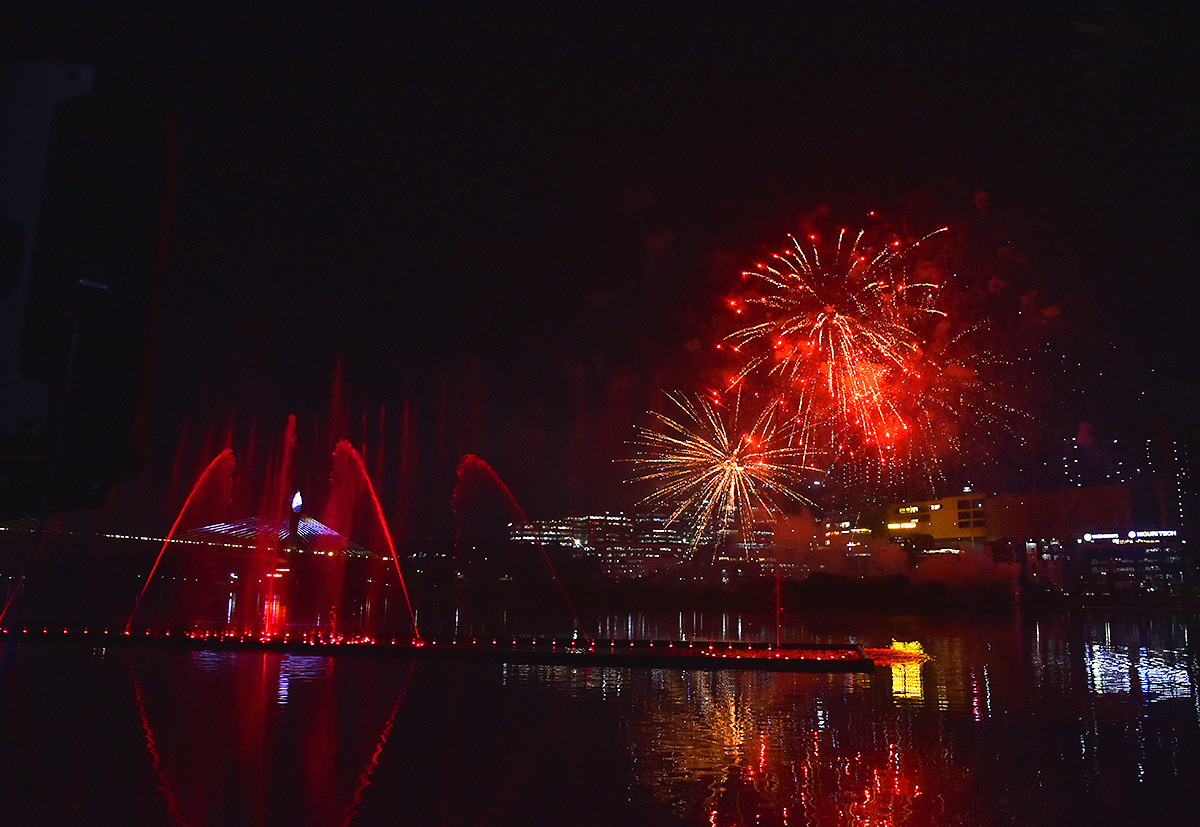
1072,530,1187,593
811,513,905,578
510,512,691,580
984,482,1190,592
773,511,821,578
881,471,1195,593
883,492,987,550
1043,418,1196,541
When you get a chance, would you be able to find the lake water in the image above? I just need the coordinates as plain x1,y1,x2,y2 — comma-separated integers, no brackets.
1,608,1197,826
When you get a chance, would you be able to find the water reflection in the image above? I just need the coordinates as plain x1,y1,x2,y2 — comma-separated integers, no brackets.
626,669,974,825
127,650,410,826
2,610,1198,825
886,646,926,703
506,611,1200,825
498,660,969,824
1085,643,1193,701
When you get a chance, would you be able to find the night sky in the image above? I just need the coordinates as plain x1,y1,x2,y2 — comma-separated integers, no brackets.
7,2,1199,531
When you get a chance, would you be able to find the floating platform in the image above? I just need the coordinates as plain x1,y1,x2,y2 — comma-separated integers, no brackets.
3,630,874,673
398,636,873,672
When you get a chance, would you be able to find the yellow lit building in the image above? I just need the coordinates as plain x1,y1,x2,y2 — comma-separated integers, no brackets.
884,492,988,550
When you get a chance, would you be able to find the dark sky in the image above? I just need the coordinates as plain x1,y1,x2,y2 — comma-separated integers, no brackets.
8,2,1199,528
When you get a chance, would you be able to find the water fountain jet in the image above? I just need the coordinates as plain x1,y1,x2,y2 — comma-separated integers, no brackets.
125,448,236,633
328,440,419,641
452,454,589,644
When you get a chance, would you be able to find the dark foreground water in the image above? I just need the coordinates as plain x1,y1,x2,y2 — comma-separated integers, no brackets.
2,609,1198,826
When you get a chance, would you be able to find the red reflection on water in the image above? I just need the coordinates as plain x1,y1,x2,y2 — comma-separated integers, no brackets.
128,650,411,826
129,660,187,827
341,661,415,827
614,667,964,825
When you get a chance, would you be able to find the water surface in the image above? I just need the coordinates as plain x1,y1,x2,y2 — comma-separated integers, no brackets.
1,609,1196,825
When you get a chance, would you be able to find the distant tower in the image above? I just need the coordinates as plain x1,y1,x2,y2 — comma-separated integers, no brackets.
288,491,303,552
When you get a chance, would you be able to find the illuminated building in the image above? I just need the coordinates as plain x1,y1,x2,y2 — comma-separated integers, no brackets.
508,518,589,550
509,507,816,582
725,512,774,562
1046,418,1196,544
987,483,1191,592
883,492,987,551
509,512,691,580
878,468,1195,593
1072,530,1187,593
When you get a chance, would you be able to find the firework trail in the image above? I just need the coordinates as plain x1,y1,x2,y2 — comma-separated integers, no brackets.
626,391,822,547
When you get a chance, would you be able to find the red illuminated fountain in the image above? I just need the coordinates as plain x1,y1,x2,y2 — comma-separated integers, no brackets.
122,432,418,642
325,440,418,641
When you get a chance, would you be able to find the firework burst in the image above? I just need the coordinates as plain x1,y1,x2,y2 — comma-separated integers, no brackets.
626,392,822,547
725,226,1027,499
729,228,946,441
